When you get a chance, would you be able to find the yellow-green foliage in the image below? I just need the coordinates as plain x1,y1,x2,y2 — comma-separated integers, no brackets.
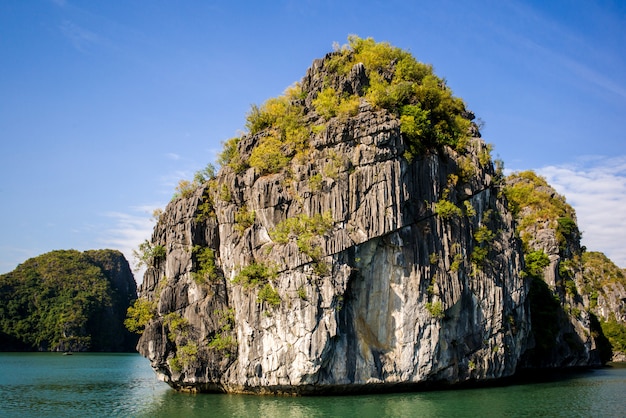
474,225,495,244
297,286,307,300
218,183,232,202
450,253,464,272
313,87,360,120
309,173,323,191
195,185,216,222
434,199,462,219
169,341,198,372
234,205,255,232
174,179,195,199
471,225,495,271
249,136,291,175
164,312,189,342
232,262,276,288
270,212,333,260
217,137,248,173
124,298,156,334
133,240,166,269
328,36,472,159
504,171,576,247
463,200,476,217
524,250,551,279
600,314,626,353
257,283,281,307
457,155,476,183
582,251,626,288
323,151,345,179
208,308,237,354
212,35,476,178
425,300,445,319
478,143,493,167
192,246,218,284
245,84,309,172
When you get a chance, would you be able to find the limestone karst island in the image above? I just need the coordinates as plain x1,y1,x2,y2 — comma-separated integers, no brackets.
3,36,625,395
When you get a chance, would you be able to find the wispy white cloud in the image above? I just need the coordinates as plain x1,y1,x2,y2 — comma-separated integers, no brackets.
496,0,626,102
166,152,182,160
549,50,626,102
98,206,159,282
59,20,103,52
538,156,626,267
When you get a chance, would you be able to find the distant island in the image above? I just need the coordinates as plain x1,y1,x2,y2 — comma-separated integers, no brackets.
0,249,138,352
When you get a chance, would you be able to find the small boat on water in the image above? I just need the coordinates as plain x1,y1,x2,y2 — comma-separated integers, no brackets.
62,352,73,356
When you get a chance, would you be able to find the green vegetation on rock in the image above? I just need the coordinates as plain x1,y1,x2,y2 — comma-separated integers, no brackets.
434,199,462,219
192,246,219,284
133,240,166,270
207,308,237,354
328,36,472,160
232,262,277,288
124,298,156,334
211,35,476,180
582,251,626,355
504,171,579,250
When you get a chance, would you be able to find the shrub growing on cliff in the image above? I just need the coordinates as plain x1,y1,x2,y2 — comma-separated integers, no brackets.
170,341,198,372
257,283,281,307
133,240,166,269
244,84,310,168
208,308,237,354
233,262,277,288
193,163,216,184
270,212,333,273
192,246,218,284
124,299,156,334
217,137,248,173
600,314,626,354
313,87,360,121
327,35,473,159
524,250,551,279
434,199,462,219
425,301,445,319
270,212,333,244
249,136,290,174
234,205,256,232
214,35,476,178
164,312,190,341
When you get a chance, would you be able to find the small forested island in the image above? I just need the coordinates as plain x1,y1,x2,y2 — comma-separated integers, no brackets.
0,249,138,352
125,36,626,394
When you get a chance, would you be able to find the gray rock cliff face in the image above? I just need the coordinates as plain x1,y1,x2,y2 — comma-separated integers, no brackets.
136,52,534,393
504,175,611,368
84,249,139,352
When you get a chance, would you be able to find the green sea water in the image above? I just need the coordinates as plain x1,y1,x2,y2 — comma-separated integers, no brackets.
0,353,624,417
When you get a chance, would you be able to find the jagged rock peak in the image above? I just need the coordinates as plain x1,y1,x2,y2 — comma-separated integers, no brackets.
134,36,616,394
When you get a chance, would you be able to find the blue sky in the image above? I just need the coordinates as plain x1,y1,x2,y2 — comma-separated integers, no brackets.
1,0,625,277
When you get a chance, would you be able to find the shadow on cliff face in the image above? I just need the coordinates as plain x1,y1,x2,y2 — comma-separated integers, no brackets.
520,277,612,368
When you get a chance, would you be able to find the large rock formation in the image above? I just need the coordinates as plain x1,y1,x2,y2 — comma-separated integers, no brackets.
135,37,617,394
505,172,612,368
0,249,138,352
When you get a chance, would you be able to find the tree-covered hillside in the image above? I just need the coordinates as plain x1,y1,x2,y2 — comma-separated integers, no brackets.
0,249,138,352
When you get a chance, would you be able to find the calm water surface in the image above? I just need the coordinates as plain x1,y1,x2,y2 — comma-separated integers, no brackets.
1,353,625,417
